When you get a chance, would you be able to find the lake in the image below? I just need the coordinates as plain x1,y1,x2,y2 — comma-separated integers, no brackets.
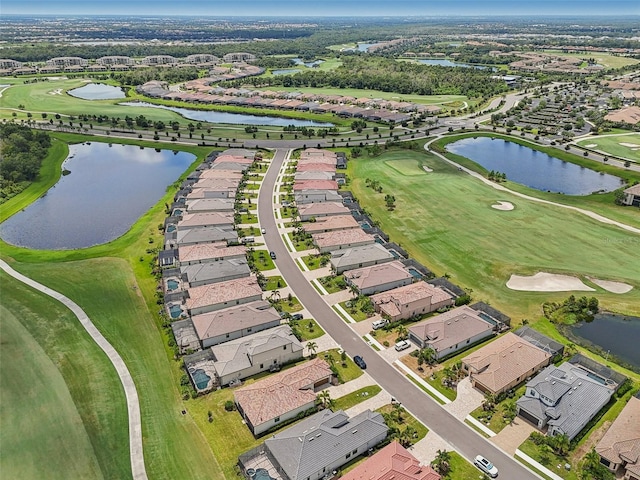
68,83,126,100
272,68,301,75
292,58,324,67
121,101,334,127
418,59,492,70
569,313,640,370
446,137,624,195
0,142,194,250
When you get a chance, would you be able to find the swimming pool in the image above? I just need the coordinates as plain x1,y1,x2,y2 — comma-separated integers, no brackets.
166,279,180,291
478,311,498,326
169,304,183,319
191,369,211,390
408,268,423,279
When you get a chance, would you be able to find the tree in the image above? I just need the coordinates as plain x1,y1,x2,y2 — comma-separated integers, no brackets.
503,401,517,425
395,324,408,341
482,392,497,412
392,402,405,424
306,341,318,358
316,390,333,409
384,194,396,210
549,433,570,457
431,449,451,476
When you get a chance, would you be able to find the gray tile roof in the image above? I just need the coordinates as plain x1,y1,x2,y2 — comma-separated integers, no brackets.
181,258,250,285
330,243,395,269
175,226,238,246
265,409,388,480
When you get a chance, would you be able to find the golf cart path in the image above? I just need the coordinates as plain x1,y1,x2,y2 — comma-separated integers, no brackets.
0,259,148,480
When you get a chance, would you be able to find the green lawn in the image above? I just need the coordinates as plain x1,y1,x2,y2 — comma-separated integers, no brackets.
338,298,375,322
318,274,348,294
535,49,640,69
348,145,640,319
273,296,304,314
264,275,287,290
333,386,382,411
287,232,315,251
576,133,640,162
321,349,364,383
300,253,328,270
248,249,276,271
291,318,326,341
0,274,126,480
449,451,485,480
377,404,429,445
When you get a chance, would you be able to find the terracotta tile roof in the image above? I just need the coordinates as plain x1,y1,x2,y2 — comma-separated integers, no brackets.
191,178,241,190
605,105,640,124
596,396,640,475
297,157,337,166
304,215,359,233
341,441,441,480
298,202,350,217
178,242,246,263
312,229,375,249
214,154,254,164
178,212,234,228
191,300,280,340
185,276,262,310
234,358,333,427
372,282,452,311
345,261,413,290
293,180,339,191
295,163,337,172
462,332,551,394
624,184,640,196
408,305,493,352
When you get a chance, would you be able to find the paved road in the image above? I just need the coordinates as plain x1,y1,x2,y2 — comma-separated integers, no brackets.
258,150,540,480
0,259,148,480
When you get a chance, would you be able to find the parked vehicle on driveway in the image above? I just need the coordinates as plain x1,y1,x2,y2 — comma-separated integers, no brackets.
394,340,411,351
291,313,303,321
474,455,498,478
371,319,388,330
353,355,367,369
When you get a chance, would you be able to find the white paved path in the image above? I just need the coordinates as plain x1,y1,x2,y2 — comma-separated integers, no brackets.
0,259,148,480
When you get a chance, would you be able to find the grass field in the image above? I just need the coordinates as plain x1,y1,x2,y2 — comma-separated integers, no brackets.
576,133,640,162
536,50,640,69
348,147,640,318
0,271,129,480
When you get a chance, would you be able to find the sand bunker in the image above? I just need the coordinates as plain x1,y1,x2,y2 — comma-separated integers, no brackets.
491,201,514,211
49,89,63,95
584,144,598,148
588,277,633,294
422,166,433,172
619,142,639,148
507,272,595,292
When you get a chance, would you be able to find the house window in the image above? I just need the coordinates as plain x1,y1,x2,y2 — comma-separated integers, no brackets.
346,453,351,459
226,333,230,338
283,345,287,350
352,449,357,455
247,327,252,332
274,417,280,423
466,339,470,344
260,364,263,369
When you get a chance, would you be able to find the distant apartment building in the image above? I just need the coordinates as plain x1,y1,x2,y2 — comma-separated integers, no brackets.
46,56,88,68
142,55,177,65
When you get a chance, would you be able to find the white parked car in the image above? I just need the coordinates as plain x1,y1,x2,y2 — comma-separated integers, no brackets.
261,228,266,234
474,455,498,478
394,340,411,351
371,319,388,330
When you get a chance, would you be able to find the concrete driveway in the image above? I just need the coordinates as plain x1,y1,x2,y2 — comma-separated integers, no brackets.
443,377,484,420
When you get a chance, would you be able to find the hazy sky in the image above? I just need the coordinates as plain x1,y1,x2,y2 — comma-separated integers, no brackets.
2,0,639,16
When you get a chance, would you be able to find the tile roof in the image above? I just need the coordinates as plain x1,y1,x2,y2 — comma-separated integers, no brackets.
330,243,395,267
624,184,640,196
341,441,441,480
178,243,246,263
185,276,262,311
297,157,337,166
313,229,376,249
265,409,388,480
295,163,337,172
345,261,413,291
304,215,360,233
462,332,551,394
185,198,235,212
181,258,250,285
177,212,234,228
198,169,243,179
175,226,237,245
293,179,339,191
408,305,492,352
235,358,333,427
191,300,279,340
373,282,453,314
596,396,640,476
297,202,350,217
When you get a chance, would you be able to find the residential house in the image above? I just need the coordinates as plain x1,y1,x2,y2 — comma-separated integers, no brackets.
191,300,281,348
235,358,334,436
295,189,343,204
185,198,235,213
239,409,387,480
462,332,552,395
178,242,246,265
173,226,238,247
295,163,337,173
298,202,351,221
621,184,640,207
330,243,395,274
185,276,262,316
596,392,640,480
198,169,243,180
340,441,441,480
294,170,336,181
516,361,616,440
314,229,376,253
408,305,494,360
171,318,201,354
344,260,414,296
177,212,234,231
513,326,565,361
293,180,339,192
303,215,360,234
372,282,455,323
181,258,250,287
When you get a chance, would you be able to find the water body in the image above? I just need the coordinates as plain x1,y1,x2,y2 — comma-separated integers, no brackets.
121,101,334,127
446,137,624,195
418,59,491,70
0,143,194,250
570,313,640,370
271,68,301,75
343,43,376,52
292,58,324,68
68,83,126,100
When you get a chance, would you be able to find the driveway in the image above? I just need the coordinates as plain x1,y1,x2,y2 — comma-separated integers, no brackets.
443,377,484,420
490,418,536,455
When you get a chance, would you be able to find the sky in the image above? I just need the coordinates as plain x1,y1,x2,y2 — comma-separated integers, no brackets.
2,0,639,16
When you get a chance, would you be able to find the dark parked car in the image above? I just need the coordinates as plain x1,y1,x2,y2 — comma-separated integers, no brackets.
291,313,303,321
269,251,276,259
353,355,367,369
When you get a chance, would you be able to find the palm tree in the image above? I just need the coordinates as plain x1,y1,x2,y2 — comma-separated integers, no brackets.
395,325,408,341
399,426,416,447
482,393,497,412
550,433,570,457
348,283,360,299
392,402,405,424
431,449,451,476
420,347,437,366
306,341,318,358
270,289,281,303
503,401,517,425
316,390,333,410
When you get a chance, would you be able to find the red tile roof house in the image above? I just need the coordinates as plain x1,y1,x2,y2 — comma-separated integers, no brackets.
191,300,281,348
197,168,243,180
176,212,234,231
297,156,338,166
214,154,255,165
341,441,441,480
461,332,552,396
295,162,337,173
294,170,336,181
372,282,455,323
344,260,414,296
293,179,339,192
303,215,360,234
596,393,640,479
234,357,334,436
298,202,351,221
178,242,246,265
408,305,495,360
185,276,263,316
313,229,376,253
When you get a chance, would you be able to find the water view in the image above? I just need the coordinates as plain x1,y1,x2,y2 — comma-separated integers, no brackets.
292,58,324,68
0,142,194,250
272,68,301,75
446,137,624,195
68,83,126,100
121,101,334,127
570,313,640,370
